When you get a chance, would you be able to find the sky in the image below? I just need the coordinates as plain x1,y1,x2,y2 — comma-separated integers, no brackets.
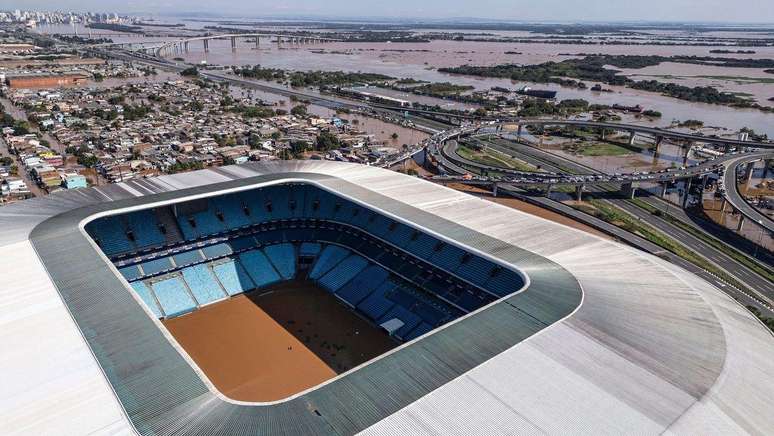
6,0,774,24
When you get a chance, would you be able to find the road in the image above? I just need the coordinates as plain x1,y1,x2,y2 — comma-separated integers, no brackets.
612,198,774,307
433,135,774,314
722,154,774,234
498,186,774,315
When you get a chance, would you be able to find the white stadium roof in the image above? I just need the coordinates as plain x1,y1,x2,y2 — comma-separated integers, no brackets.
0,161,772,435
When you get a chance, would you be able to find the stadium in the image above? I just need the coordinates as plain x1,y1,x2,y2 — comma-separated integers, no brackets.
1,161,773,435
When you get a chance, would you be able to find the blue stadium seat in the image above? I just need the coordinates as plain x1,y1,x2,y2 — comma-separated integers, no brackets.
455,256,495,285
309,245,350,280
318,255,368,292
119,265,141,281
130,281,163,318
213,260,255,296
404,322,434,341
181,265,227,305
172,249,204,268
357,281,397,321
202,243,234,259
125,209,165,249
299,242,322,257
335,265,390,307
151,277,197,317
484,269,523,297
263,243,296,280
87,217,133,255
238,250,282,288
139,257,174,276
211,195,251,230
430,244,465,272
228,235,258,252
379,305,423,339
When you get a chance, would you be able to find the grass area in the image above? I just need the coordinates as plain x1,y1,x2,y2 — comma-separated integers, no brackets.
564,141,632,157
629,198,774,283
573,199,748,291
457,143,542,173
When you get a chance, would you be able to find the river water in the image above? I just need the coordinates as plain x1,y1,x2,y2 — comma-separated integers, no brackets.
34,23,774,136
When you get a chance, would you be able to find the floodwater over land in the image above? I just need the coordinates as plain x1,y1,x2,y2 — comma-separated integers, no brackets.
34,24,774,136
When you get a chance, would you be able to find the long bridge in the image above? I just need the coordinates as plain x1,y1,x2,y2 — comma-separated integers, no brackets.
152,33,340,57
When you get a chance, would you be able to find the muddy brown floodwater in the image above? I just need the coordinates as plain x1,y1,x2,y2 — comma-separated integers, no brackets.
163,281,398,402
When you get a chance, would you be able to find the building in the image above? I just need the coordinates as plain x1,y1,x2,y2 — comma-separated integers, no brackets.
61,172,88,189
0,161,772,435
5,72,90,89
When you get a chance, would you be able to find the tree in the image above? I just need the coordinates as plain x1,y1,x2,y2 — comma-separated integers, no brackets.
180,66,199,77
290,105,308,117
391,132,399,140
315,131,341,151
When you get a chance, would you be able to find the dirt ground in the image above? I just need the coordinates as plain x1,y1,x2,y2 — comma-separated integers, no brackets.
163,281,397,402
446,183,611,239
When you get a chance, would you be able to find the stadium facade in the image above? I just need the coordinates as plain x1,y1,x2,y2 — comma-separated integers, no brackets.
1,161,772,435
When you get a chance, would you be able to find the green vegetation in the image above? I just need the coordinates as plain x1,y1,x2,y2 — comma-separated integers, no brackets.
290,105,308,117
232,65,286,82
410,82,475,97
231,105,276,119
288,71,393,88
565,141,631,156
457,143,540,172
678,119,704,129
180,66,199,77
315,131,341,151
440,55,774,111
746,306,774,333
629,199,774,283
642,109,662,118
86,23,143,33
168,160,205,173
518,98,590,117
122,104,152,121
574,199,746,290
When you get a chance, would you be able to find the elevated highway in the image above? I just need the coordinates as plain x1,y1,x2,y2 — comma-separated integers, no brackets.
723,154,774,234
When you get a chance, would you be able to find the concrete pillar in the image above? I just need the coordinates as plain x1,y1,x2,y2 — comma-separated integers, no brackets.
628,131,636,146
655,135,663,152
737,214,745,232
517,125,523,136
682,144,691,164
492,182,499,198
599,128,606,141
255,37,260,49
575,184,584,202
231,37,236,51
622,182,637,199
682,178,693,207
545,184,553,197
659,182,668,199
746,161,755,183
203,39,209,52
720,197,727,213
701,174,709,193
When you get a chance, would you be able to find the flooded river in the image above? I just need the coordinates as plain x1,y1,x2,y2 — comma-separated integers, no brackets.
34,24,774,136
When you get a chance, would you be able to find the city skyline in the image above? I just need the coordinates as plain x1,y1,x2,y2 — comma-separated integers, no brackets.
5,0,774,24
